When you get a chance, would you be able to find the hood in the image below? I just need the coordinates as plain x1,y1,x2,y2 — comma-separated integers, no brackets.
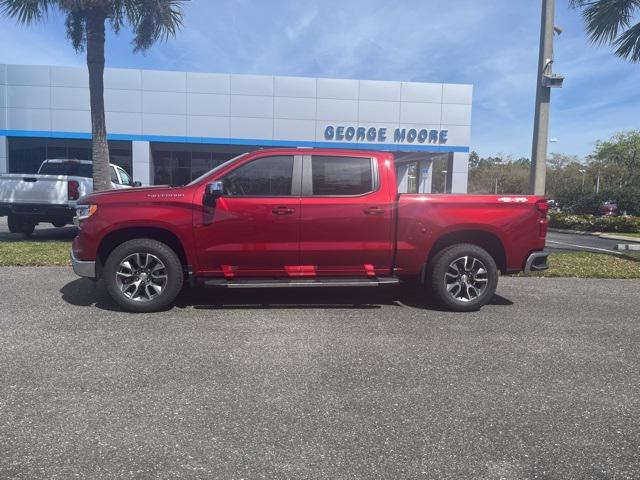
79,185,187,204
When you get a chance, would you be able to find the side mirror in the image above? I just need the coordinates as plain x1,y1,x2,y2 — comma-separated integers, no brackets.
133,181,142,187
204,181,224,206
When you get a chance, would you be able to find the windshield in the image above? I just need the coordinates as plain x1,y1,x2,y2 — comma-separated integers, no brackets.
118,168,133,186
38,161,93,178
187,153,249,186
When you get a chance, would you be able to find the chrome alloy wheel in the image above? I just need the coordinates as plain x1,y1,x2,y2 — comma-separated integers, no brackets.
444,256,489,303
115,253,168,302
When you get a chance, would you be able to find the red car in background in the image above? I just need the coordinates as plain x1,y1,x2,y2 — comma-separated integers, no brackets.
598,200,619,216
71,148,549,313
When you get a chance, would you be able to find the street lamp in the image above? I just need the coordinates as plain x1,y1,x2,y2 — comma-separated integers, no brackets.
530,0,565,195
442,170,448,194
579,169,586,192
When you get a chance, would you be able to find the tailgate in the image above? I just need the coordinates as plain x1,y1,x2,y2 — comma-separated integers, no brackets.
0,174,71,205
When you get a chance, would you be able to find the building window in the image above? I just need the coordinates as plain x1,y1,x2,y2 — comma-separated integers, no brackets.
150,143,257,186
7,137,132,175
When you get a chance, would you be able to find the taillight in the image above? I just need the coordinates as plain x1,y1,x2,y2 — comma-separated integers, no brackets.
536,199,549,216
68,180,80,200
536,199,549,238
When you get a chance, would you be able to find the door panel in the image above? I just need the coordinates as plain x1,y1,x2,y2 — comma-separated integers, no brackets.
299,155,394,276
195,197,300,276
193,155,301,276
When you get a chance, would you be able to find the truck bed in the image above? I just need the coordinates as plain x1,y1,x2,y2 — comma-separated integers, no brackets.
395,194,547,275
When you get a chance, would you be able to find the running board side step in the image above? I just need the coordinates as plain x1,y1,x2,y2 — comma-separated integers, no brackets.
202,277,401,289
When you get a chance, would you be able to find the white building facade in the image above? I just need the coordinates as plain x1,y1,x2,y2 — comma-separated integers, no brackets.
0,64,472,192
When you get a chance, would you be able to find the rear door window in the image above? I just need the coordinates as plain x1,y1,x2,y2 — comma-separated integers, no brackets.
310,156,374,196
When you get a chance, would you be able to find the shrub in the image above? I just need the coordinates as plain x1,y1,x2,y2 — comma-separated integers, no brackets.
617,188,640,216
554,188,640,216
548,212,640,233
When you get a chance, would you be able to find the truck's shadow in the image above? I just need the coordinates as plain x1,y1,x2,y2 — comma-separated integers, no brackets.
60,278,514,313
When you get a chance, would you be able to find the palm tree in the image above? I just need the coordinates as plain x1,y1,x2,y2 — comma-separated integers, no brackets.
0,0,186,190
570,0,640,62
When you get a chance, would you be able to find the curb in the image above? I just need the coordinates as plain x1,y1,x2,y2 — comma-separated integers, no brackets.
600,234,640,244
548,228,601,236
549,228,640,244
615,244,640,251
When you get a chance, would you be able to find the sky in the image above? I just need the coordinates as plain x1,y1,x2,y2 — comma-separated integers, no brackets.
0,0,638,159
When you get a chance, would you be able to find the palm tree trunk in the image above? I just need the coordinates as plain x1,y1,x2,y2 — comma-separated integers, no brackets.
86,15,110,191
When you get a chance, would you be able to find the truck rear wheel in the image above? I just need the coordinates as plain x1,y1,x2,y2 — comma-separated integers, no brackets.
104,238,184,313
429,243,498,312
7,214,35,237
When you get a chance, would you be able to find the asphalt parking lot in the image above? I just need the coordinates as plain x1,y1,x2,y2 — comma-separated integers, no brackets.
545,231,626,254
1,268,639,479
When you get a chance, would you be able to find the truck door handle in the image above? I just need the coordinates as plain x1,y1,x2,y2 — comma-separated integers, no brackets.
272,206,295,215
363,207,385,215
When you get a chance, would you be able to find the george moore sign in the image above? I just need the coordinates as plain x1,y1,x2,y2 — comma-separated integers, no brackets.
324,125,448,144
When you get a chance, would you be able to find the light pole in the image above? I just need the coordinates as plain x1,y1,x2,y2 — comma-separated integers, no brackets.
579,169,586,192
442,170,448,194
530,0,564,195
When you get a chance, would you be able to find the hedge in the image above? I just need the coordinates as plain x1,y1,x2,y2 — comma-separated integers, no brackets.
554,188,640,216
548,212,640,233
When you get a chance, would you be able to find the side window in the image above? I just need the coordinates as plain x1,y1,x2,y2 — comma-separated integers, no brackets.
118,167,133,186
110,166,120,184
223,156,294,196
311,156,374,196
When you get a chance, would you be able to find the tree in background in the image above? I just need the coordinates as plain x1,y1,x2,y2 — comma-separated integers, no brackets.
546,153,585,197
570,0,640,62
591,131,640,188
468,131,640,215
467,154,530,195
0,0,186,191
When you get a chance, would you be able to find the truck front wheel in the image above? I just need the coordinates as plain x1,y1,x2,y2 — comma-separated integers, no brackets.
429,243,498,312
8,214,35,237
103,238,184,313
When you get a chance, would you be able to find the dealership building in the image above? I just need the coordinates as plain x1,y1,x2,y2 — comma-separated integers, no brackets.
0,63,472,193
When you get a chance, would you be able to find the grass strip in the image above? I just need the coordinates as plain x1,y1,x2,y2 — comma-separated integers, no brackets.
522,252,640,279
0,241,71,266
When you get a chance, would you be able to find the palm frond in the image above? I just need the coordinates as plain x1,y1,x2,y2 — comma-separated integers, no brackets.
0,0,54,24
65,8,85,51
614,20,640,60
579,0,640,45
128,0,186,52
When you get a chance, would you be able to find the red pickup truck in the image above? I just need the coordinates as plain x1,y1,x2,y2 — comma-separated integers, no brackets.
71,148,549,313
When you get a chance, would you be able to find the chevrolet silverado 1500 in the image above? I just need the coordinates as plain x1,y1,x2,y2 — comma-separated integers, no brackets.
71,148,549,312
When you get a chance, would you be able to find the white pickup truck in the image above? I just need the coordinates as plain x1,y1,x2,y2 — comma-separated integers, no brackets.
0,159,138,236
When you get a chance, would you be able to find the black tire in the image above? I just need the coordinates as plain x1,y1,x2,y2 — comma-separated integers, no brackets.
7,214,21,234
429,243,498,312
52,220,67,228
104,238,184,313
8,214,35,237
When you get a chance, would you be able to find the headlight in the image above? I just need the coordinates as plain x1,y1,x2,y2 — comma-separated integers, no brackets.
74,204,98,225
